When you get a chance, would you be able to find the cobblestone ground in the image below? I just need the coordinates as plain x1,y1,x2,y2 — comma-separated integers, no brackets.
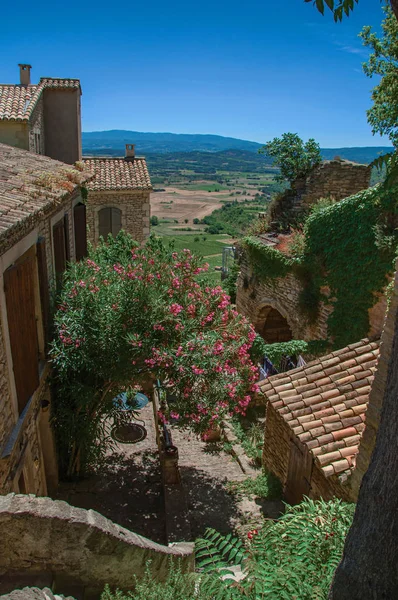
57,402,283,545
170,427,284,539
57,403,167,544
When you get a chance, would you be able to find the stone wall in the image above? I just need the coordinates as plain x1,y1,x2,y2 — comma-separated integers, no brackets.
86,191,151,245
0,494,194,596
236,249,388,344
271,159,371,224
263,403,357,502
28,97,45,156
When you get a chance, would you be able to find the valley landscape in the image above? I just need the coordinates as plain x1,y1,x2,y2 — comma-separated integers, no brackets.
83,131,392,281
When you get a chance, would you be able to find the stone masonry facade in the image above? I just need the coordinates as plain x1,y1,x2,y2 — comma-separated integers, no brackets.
0,144,92,498
0,189,83,497
86,191,151,245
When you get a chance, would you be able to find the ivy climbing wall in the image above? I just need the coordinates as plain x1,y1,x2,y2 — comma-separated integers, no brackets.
237,185,396,350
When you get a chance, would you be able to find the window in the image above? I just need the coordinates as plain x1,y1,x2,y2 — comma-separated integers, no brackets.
98,207,122,239
74,203,87,261
4,248,40,414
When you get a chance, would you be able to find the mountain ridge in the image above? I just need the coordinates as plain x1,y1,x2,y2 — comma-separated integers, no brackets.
82,130,393,164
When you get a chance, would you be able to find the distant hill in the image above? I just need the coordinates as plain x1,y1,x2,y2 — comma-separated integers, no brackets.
82,130,393,165
82,130,262,153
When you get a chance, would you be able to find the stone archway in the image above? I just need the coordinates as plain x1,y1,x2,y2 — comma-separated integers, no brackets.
254,304,293,344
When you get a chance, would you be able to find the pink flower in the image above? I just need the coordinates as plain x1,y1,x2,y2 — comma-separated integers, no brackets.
170,411,180,420
192,365,205,375
170,303,183,316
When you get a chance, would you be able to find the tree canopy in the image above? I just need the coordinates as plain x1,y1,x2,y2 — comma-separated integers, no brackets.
51,232,260,476
261,133,322,184
360,7,398,149
305,0,398,22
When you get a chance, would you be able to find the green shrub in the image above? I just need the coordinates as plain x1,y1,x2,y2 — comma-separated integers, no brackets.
227,472,282,500
196,498,355,600
150,215,159,226
101,561,202,600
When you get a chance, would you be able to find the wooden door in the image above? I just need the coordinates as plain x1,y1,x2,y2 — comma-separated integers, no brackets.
4,252,40,414
285,440,313,504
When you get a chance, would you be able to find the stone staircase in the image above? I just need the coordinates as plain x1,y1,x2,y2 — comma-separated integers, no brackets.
0,588,75,600
0,494,194,600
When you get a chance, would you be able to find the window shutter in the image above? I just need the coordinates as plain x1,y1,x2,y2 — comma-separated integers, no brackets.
36,238,51,351
53,219,66,289
111,208,122,236
74,203,87,261
4,253,40,414
64,213,71,262
99,208,111,238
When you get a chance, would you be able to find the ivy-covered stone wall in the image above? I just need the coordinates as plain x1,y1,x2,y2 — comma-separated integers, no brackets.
237,185,397,350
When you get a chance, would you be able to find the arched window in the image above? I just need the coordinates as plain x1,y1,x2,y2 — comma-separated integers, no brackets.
98,207,122,239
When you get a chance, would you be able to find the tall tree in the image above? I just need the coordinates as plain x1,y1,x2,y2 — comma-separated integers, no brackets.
260,133,322,184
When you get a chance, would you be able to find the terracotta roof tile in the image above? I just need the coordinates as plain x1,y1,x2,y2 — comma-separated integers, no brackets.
260,338,380,481
82,158,152,191
0,143,92,244
0,78,81,121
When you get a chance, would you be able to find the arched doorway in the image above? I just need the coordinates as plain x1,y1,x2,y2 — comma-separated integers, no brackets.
257,306,293,344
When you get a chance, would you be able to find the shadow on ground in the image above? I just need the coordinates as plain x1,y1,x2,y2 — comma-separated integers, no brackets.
180,465,242,539
57,449,166,544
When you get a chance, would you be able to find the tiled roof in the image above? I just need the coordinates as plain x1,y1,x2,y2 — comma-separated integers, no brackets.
260,338,380,481
0,143,92,243
82,158,152,191
0,78,81,122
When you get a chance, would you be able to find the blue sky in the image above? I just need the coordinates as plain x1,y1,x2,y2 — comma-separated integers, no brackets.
0,0,390,147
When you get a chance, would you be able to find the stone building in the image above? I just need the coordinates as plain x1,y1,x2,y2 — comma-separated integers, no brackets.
83,144,152,245
0,64,82,164
260,338,380,503
270,159,372,225
0,142,92,497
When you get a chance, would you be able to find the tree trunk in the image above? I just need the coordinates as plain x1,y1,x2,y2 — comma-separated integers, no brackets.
391,0,398,21
329,302,398,598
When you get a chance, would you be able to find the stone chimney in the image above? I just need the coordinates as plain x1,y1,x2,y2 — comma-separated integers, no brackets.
18,64,32,86
125,144,135,161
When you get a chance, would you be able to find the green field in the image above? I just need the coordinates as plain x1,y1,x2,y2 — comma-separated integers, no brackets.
154,228,233,285
179,183,230,192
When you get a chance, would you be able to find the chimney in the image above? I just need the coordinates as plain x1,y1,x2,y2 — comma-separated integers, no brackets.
18,64,32,86
125,144,135,161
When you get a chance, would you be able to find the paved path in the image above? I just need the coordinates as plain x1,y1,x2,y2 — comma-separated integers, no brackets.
57,402,283,545
170,427,250,538
57,403,167,544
